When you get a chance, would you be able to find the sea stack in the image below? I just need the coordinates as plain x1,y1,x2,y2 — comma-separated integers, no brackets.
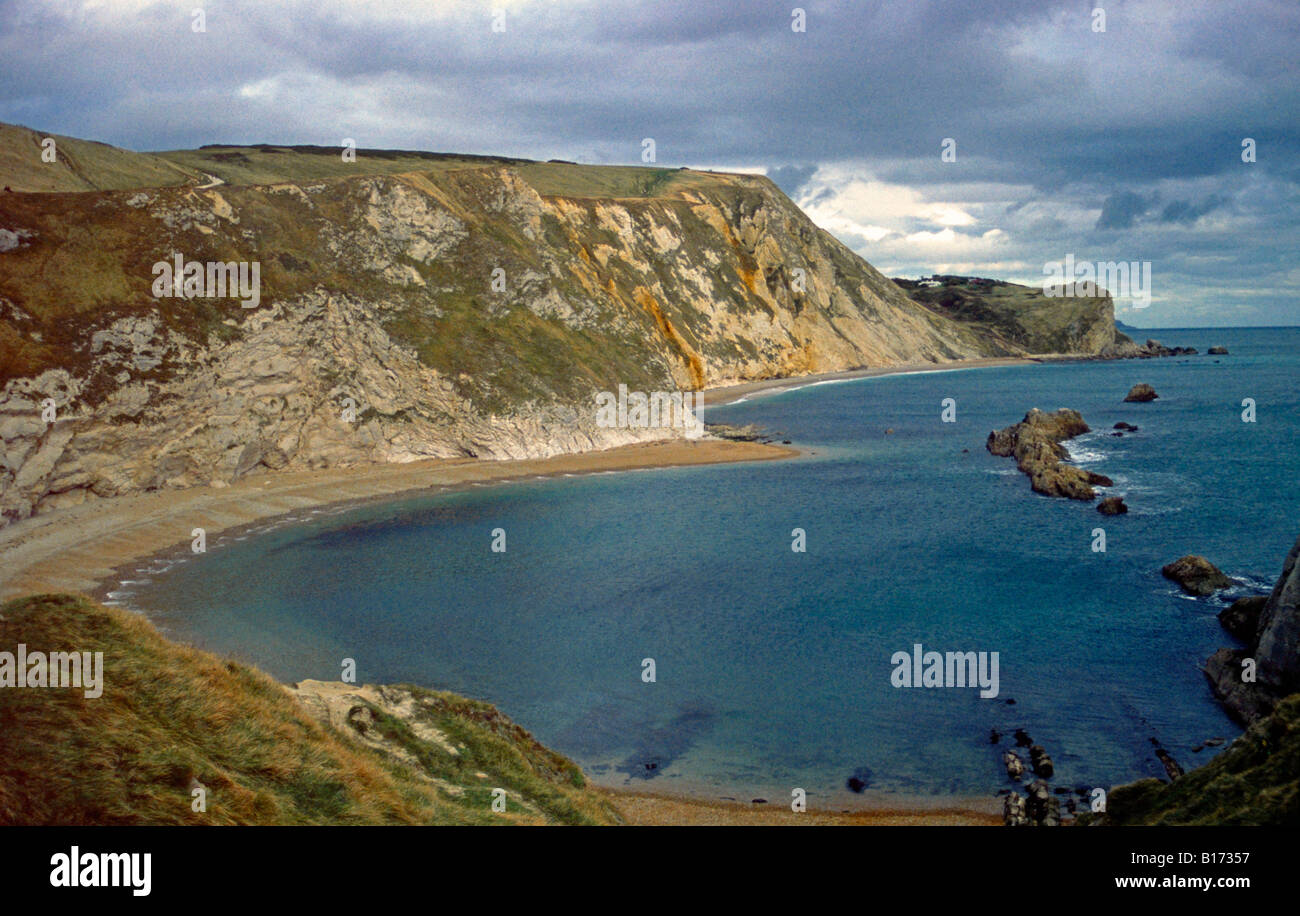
1123,383,1159,402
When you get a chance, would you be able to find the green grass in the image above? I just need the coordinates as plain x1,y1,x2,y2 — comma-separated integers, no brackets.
0,594,621,825
0,123,202,192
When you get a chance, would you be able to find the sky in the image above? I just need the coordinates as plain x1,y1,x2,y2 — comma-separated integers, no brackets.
2,0,1297,327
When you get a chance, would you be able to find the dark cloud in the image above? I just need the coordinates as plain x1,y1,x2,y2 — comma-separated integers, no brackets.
0,0,1296,325
1160,196,1226,224
1096,191,1156,231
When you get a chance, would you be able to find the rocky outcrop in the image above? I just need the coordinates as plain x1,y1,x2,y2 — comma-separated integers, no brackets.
1220,596,1267,643
1097,496,1128,515
1161,555,1236,596
986,408,1110,500
1003,750,1025,780
1123,383,1158,402
1204,533,1300,724
1208,346,1229,355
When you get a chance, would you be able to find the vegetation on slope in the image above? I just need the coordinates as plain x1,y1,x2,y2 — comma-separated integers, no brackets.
0,123,202,193
893,275,1124,355
1086,694,1300,826
0,594,620,825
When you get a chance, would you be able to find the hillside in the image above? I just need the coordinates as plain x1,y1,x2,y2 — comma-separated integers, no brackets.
1,124,1126,526
0,593,620,825
0,123,203,193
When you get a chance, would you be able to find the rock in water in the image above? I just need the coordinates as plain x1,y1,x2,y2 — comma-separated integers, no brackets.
1003,750,1025,780
1003,792,1029,827
1155,748,1184,781
1097,496,1128,515
1113,422,1139,431
1014,728,1033,748
1219,596,1267,642
1208,346,1229,355
986,408,1103,500
1123,383,1159,402
1024,780,1060,826
1029,745,1055,778
1162,555,1237,596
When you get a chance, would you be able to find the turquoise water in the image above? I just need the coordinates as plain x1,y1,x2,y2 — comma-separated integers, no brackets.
125,327,1298,806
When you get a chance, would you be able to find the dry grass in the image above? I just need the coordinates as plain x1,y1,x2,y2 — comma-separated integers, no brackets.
0,593,620,825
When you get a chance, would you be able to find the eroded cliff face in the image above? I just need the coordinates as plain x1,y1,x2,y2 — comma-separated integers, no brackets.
0,165,1102,524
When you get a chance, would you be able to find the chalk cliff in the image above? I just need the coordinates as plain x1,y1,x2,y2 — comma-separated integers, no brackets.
0,130,1127,525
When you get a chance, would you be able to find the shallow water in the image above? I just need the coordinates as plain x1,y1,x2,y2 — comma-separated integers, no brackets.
128,327,1299,807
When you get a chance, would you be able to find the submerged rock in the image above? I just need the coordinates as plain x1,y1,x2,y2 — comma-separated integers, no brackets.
1029,745,1055,778
1162,555,1237,596
1097,496,1128,515
1123,383,1159,402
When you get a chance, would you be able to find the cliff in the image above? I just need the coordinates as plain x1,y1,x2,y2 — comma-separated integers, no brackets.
1,128,1125,525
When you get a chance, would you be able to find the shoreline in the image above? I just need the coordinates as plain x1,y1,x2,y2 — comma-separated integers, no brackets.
0,438,794,602
701,355,1045,407
1,353,1051,603
601,787,1002,826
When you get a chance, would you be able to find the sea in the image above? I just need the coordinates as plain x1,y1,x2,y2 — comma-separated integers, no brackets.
118,327,1299,808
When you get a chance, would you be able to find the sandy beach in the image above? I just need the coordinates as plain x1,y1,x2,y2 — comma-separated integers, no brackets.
0,438,792,601
1,356,1044,602
702,356,1043,407
604,789,1002,826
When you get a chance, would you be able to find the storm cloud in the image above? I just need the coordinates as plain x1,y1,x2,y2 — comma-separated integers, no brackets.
1,0,1296,326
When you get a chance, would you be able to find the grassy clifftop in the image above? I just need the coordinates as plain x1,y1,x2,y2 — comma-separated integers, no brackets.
0,594,619,825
